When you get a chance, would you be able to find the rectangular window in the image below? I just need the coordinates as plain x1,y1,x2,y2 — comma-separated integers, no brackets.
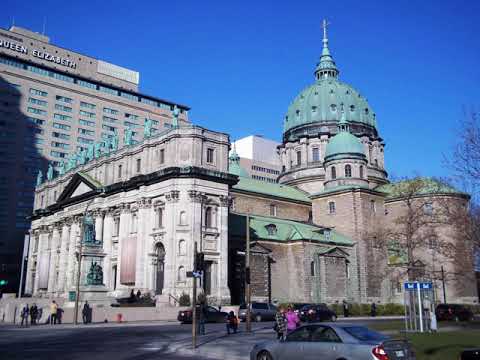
312,148,320,162
27,116,45,125
52,132,70,140
103,107,118,115
136,158,141,173
118,164,122,178
328,201,336,214
54,113,72,122
269,204,277,217
296,150,302,165
29,88,48,97
51,141,69,149
102,124,116,132
27,107,47,116
113,217,120,236
124,121,140,128
28,97,47,106
206,148,214,163
159,149,165,164
77,137,94,144
140,97,158,107
156,207,164,228
79,119,95,127
120,92,138,102
53,122,71,131
99,86,118,96
77,80,96,89
50,150,67,158
79,110,95,118
125,113,139,120
103,116,118,124
55,104,72,112
80,101,96,109
78,128,95,136
55,95,73,104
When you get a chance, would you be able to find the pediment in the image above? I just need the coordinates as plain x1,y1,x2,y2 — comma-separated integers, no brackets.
318,246,349,258
56,172,102,204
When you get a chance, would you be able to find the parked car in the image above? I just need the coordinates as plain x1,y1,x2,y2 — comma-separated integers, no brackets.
435,304,473,321
299,304,337,322
177,305,228,324
250,323,416,360
291,303,311,316
239,302,277,322
460,349,480,360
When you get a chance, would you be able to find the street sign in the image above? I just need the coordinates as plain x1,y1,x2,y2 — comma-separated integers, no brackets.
186,271,194,278
187,271,203,278
404,282,433,291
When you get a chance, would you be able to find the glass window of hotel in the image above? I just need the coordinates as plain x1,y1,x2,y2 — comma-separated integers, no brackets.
178,239,186,256
331,166,336,179
159,149,165,164
29,88,48,97
269,203,277,217
55,95,73,104
312,148,320,162
328,201,336,214
155,207,164,228
113,217,120,236
345,164,352,178
80,101,96,109
296,150,302,165
206,148,214,163
131,212,138,233
118,164,122,179
205,207,213,228
104,107,119,115
359,165,364,178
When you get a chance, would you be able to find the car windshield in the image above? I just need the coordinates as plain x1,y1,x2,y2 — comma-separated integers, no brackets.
342,326,389,342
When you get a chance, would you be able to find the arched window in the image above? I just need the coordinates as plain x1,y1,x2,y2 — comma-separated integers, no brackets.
266,224,277,236
179,211,187,225
328,201,336,214
155,207,164,228
312,148,320,162
205,207,213,228
359,165,364,179
345,164,352,178
374,159,379,167
310,261,315,276
178,239,186,255
177,266,185,282
331,166,336,179
131,212,138,233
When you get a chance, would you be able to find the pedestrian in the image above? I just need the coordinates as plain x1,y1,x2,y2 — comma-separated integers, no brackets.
136,289,141,299
342,300,349,318
226,311,238,334
129,289,135,302
50,300,58,325
430,310,438,333
370,302,377,317
20,304,29,327
198,301,207,335
285,306,300,334
82,301,90,324
56,307,64,324
30,303,38,325
274,306,287,340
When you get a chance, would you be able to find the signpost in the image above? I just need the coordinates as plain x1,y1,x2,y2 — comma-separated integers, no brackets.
403,281,434,333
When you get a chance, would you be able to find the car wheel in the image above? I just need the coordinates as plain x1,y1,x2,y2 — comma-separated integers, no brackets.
257,350,273,360
331,315,337,322
255,314,262,322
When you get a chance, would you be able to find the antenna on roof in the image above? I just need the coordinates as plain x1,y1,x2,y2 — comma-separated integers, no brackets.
42,16,47,35
11,16,15,27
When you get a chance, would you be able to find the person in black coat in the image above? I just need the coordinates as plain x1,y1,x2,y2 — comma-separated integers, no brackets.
30,304,38,325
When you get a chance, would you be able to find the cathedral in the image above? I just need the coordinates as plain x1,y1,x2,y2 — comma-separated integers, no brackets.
25,25,478,307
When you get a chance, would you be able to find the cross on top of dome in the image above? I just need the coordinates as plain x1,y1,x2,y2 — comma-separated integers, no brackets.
315,19,339,80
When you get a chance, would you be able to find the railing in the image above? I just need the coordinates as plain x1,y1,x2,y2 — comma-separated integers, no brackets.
168,293,179,306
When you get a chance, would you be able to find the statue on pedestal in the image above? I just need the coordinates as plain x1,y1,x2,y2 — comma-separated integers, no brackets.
46,163,54,181
78,149,87,165
86,144,94,162
124,127,133,146
83,215,96,244
172,105,180,128
67,153,77,171
36,170,43,187
94,142,102,158
58,161,66,176
111,132,119,151
144,118,153,138
86,261,103,286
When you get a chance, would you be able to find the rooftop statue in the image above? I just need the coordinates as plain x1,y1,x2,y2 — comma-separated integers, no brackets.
94,142,102,158
124,127,133,146
172,105,180,128
36,170,43,187
58,161,66,176
86,144,94,162
104,137,112,155
46,163,54,181
144,118,153,138
111,132,119,151
67,153,77,171
78,149,87,165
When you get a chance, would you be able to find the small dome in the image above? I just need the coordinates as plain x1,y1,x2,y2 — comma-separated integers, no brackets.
324,131,365,160
228,148,250,178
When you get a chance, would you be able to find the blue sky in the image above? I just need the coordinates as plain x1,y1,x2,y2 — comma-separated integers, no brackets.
2,0,479,179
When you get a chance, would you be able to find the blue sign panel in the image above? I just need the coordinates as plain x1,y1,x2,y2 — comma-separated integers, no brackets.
404,282,433,291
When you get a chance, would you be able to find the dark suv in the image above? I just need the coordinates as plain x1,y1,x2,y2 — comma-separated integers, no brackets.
299,304,337,322
238,302,277,322
435,304,474,321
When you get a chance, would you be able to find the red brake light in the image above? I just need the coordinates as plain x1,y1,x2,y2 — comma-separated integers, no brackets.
372,345,389,360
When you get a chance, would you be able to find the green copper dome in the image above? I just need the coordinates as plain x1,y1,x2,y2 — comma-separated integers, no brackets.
324,131,365,160
228,146,250,178
283,23,376,135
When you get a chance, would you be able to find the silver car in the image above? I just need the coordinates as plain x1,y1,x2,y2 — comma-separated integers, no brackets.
250,323,415,360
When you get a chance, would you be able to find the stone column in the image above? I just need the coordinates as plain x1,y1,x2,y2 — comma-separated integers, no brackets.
47,225,61,294
56,220,71,294
163,190,180,296
103,208,114,290
25,230,37,295
34,227,50,294
117,203,131,291
66,218,80,291
94,210,104,243
136,197,152,291
217,195,231,303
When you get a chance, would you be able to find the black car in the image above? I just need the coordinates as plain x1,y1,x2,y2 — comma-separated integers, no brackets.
177,306,228,324
460,349,480,360
291,303,311,316
299,304,337,322
435,304,474,321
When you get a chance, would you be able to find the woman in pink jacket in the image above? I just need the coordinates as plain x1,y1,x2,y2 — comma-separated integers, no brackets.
285,306,300,333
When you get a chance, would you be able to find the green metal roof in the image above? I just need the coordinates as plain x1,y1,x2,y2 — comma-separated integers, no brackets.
228,147,250,178
232,176,311,203
230,213,353,246
376,178,469,199
324,131,365,160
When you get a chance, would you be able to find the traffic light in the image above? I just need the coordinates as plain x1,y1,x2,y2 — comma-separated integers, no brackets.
195,252,205,272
